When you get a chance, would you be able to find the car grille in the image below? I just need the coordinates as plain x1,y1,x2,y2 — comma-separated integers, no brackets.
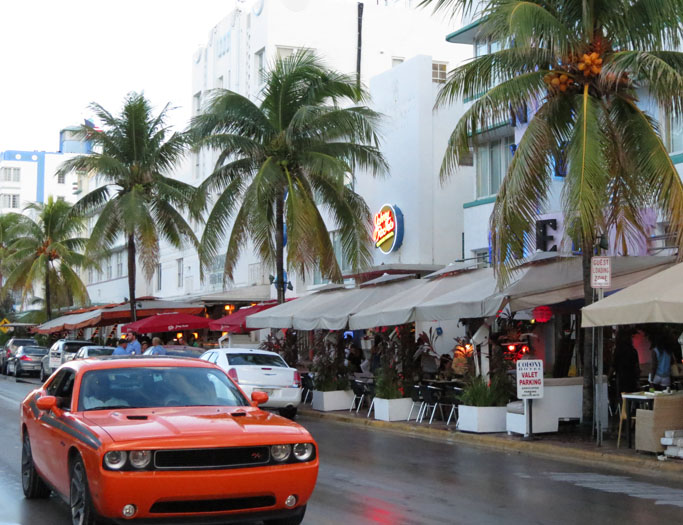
153,446,271,470
149,495,275,514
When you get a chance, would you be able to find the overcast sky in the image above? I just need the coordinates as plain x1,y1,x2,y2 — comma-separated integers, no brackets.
0,0,236,152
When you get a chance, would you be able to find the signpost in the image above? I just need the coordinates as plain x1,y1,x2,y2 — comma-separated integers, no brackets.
591,256,611,446
0,318,10,334
516,359,544,439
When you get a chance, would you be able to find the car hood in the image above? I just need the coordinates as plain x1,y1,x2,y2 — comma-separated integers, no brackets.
83,406,309,445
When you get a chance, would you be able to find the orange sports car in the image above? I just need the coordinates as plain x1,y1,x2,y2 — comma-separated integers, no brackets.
20,357,318,524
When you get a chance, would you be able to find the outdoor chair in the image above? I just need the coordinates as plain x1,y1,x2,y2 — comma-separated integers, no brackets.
364,381,376,418
301,373,314,404
441,385,462,426
418,384,444,424
350,380,366,413
407,384,425,422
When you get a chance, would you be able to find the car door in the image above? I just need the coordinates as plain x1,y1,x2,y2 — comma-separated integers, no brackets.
33,369,79,496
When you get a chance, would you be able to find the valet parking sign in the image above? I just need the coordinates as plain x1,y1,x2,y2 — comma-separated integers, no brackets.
516,359,544,399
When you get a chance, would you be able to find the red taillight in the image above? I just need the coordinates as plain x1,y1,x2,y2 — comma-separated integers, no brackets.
293,371,301,388
5,349,10,357
227,368,239,383
20,355,32,361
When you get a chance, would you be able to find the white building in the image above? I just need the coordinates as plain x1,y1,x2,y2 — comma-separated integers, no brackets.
86,0,474,314
0,127,92,215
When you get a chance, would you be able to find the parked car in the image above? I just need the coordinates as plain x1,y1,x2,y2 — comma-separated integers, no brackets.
20,357,317,524
143,345,205,358
7,346,48,379
200,348,302,419
73,346,116,360
1,337,37,375
41,339,97,381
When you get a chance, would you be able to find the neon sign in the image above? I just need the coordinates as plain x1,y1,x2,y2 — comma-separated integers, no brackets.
372,204,404,254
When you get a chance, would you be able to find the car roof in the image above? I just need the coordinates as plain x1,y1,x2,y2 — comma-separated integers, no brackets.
221,348,281,357
66,357,217,374
59,339,95,344
82,346,115,350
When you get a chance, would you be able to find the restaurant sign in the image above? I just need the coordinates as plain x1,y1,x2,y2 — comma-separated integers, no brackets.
372,204,404,254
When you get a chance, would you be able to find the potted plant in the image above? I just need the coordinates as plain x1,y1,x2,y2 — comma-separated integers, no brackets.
456,375,511,433
372,331,413,421
311,332,353,411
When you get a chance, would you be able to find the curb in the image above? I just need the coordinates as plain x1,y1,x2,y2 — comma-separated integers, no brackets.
300,408,683,483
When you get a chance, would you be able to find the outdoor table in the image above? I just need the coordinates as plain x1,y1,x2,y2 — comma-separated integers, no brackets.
622,392,675,448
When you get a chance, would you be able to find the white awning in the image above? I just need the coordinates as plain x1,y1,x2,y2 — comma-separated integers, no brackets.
504,255,675,312
415,268,508,322
582,261,683,327
349,269,485,330
246,277,421,330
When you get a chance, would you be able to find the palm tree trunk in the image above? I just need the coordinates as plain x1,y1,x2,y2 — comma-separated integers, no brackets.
581,238,594,425
275,194,285,304
127,234,137,322
44,260,52,321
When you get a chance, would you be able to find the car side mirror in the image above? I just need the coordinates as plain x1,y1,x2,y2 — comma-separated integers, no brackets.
36,395,58,412
251,391,269,406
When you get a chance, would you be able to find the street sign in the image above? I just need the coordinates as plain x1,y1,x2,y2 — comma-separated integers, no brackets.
591,256,611,289
516,359,544,399
0,318,9,334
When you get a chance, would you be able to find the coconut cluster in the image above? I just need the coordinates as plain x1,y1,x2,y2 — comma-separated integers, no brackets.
578,52,603,77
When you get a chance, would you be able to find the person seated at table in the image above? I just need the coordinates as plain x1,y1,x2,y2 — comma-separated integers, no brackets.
650,331,674,391
347,344,363,374
610,328,640,394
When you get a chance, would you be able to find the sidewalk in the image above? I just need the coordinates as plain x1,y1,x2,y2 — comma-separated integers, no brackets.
300,406,683,483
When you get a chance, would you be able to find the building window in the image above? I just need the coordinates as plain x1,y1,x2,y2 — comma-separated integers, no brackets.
476,137,514,198
392,57,404,68
156,263,162,291
668,114,683,154
88,268,93,285
249,262,268,285
177,258,184,288
1,167,20,182
255,48,265,84
215,75,223,89
116,252,123,278
432,62,447,83
313,230,352,285
192,92,202,116
276,46,295,59
473,248,490,268
57,173,66,184
106,256,113,280
57,196,65,202
0,194,19,209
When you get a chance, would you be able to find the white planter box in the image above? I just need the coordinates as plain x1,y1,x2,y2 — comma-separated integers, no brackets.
373,397,413,422
457,405,508,433
312,390,354,412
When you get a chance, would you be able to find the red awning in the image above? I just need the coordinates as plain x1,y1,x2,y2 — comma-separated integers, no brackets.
121,313,210,334
208,302,280,333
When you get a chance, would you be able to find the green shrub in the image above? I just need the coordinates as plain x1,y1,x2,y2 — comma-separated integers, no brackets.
460,375,512,407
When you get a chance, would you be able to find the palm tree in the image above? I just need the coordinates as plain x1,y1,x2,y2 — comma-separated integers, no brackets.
425,0,683,420
189,50,387,303
58,92,199,321
2,198,92,320
0,212,25,286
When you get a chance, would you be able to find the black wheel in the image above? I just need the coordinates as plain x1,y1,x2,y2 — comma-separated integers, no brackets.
70,456,98,525
21,433,51,499
278,407,298,420
15,364,22,380
7,361,14,376
0,360,6,375
264,505,306,525
40,366,46,382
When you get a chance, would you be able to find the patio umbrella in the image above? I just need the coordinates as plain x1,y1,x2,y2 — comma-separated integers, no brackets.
121,312,210,334
209,302,279,333
582,261,683,327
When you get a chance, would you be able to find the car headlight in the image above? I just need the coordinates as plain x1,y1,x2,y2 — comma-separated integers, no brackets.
270,444,291,462
128,450,151,469
104,450,127,470
292,443,314,461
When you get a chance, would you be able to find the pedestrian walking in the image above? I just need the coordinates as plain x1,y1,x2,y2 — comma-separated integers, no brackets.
112,338,132,356
611,328,640,394
148,337,166,355
127,333,142,355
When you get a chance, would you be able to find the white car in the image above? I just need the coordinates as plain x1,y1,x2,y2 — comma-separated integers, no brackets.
200,348,301,419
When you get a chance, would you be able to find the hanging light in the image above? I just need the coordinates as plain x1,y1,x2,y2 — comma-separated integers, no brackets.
532,305,553,323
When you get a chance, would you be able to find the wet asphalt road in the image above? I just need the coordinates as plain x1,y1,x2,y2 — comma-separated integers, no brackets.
2,374,683,524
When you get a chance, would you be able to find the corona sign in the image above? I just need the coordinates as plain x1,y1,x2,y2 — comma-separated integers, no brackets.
372,204,404,254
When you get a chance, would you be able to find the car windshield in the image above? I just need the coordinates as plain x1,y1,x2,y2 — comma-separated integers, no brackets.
13,339,36,347
22,346,47,356
162,346,205,357
78,366,248,411
87,347,114,356
228,353,287,367
64,342,95,353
